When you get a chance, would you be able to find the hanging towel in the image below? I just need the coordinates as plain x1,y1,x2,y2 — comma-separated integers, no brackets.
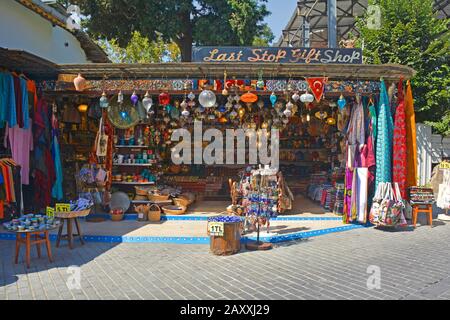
405,80,418,189
375,79,394,190
393,79,408,199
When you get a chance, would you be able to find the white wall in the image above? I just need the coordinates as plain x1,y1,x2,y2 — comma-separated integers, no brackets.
0,0,89,63
416,123,450,185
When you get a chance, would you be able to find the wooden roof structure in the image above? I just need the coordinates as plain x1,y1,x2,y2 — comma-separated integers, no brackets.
57,62,416,81
0,48,60,79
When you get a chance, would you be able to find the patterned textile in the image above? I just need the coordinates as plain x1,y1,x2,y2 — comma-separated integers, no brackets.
347,100,365,148
375,80,394,190
405,80,418,189
393,80,408,199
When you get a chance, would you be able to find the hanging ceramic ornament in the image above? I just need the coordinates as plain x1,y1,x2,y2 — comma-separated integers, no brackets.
284,109,292,117
270,92,277,107
199,89,216,108
238,106,246,120
118,91,124,104
286,101,294,110
222,88,229,96
337,94,346,111
181,109,190,117
73,74,86,92
142,92,153,112
229,110,238,120
99,92,109,109
188,92,196,101
234,94,241,103
131,91,139,106
159,92,170,106
292,92,300,102
257,99,265,109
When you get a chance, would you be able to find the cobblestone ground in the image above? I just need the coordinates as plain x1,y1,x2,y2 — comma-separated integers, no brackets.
1,221,450,300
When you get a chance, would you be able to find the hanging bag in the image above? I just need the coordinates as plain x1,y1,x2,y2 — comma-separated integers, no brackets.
369,182,386,225
380,183,406,227
96,117,108,157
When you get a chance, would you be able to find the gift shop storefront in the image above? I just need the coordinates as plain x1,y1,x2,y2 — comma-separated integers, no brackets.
1,46,422,244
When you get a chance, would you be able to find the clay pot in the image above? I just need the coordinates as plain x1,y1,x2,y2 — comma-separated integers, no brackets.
73,74,86,92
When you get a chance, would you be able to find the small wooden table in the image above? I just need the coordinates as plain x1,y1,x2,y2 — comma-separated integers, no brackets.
56,217,85,249
13,229,54,268
55,210,90,249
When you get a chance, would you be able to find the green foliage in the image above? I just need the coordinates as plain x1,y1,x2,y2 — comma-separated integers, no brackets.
356,0,450,136
70,0,272,61
98,32,181,63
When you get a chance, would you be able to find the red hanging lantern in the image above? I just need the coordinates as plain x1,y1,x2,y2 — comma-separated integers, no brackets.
159,92,170,106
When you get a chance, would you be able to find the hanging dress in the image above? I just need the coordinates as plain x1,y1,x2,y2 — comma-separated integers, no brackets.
405,80,418,189
375,80,394,190
392,79,408,199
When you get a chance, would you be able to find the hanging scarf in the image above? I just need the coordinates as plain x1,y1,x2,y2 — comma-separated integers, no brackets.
347,99,365,148
405,80,418,189
393,79,408,199
375,79,394,190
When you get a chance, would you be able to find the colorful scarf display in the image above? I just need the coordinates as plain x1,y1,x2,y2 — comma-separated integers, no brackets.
375,80,394,190
393,79,408,199
405,80,418,189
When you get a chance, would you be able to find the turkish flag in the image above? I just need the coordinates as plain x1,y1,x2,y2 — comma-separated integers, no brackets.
306,77,328,102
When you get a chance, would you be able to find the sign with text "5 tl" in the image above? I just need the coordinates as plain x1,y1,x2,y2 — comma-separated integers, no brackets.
208,222,224,237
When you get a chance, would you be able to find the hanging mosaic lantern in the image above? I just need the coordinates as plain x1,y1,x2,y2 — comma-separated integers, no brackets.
131,91,139,106
159,92,170,106
283,109,292,117
286,101,294,110
218,105,227,113
300,92,314,104
99,91,109,109
142,92,153,112
257,99,265,109
270,92,277,107
199,89,216,108
337,94,346,110
229,110,238,120
326,117,336,125
188,92,196,101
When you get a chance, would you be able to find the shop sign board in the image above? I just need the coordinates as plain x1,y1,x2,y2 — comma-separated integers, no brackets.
208,222,224,237
192,46,363,64
55,203,71,213
46,207,55,219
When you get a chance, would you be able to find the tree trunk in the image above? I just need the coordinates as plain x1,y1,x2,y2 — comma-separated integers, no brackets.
176,10,193,62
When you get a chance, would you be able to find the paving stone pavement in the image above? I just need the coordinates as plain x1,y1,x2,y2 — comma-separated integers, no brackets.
2,221,450,300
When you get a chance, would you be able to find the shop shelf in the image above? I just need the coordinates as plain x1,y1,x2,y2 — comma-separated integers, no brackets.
112,181,155,185
113,163,154,167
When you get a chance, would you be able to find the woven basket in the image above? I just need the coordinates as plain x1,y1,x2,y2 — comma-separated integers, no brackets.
173,197,190,207
55,208,91,219
135,186,151,196
111,213,124,221
148,204,161,222
148,193,170,202
162,205,187,215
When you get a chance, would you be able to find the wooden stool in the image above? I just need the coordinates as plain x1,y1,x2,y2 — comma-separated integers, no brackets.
15,230,53,268
56,217,85,249
411,204,433,228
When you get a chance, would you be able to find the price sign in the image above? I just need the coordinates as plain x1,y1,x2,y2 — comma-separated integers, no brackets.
208,222,224,237
56,203,71,213
46,207,55,219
